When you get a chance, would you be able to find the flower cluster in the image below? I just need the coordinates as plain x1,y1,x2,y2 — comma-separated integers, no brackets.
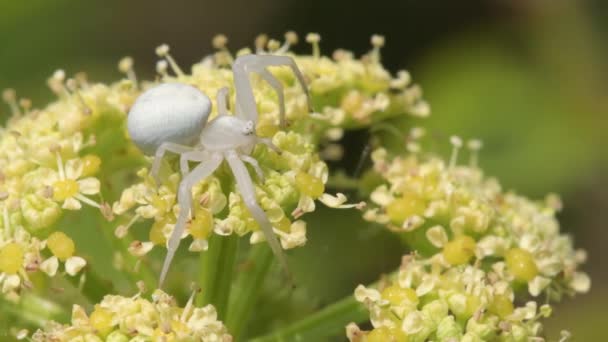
154,32,428,154
32,289,232,341
0,32,423,297
363,142,589,298
0,73,135,298
347,254,555,342
112,130,331,255
111,33,414,258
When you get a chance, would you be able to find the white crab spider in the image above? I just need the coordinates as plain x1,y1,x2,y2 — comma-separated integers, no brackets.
127,54,311,286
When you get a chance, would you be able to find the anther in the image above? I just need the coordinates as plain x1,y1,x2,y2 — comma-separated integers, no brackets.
449,135,463,170
118,56,138,88
255,34,269,54
267,39,281,52
211,34,234,66
332,49,353,62
155,44,184,77
369,34,385,63
47,69,70,97
390,70,412,89
66,78,92,115
305,33,321,59
2,89,21,116
19,98,32,115
277,31,298,54
212,34,228,50
74,72,90,89
467,139,482,168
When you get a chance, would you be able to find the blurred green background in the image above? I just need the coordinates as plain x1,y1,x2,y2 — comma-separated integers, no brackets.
1,0,606,340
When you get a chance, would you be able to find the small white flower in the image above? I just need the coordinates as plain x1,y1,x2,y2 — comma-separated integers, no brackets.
65,256,86,276
40,256,59,277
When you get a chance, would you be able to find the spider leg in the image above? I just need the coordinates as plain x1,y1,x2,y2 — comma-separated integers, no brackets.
151,142,193,185
232,54,312,125
159,151,224,287
232,56,259,123
257,137,282,155
179,150,210,177
216,87,230,116
224,150,292,284
240,155,265,182
251,55,312,113
255,68,286,128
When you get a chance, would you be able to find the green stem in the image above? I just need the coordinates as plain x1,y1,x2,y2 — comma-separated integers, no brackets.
249,294,368,342
66,265,115,303
1,293,70,327
226,244,274,340
196,234,239,320
250,270,398,342
97,215,157,292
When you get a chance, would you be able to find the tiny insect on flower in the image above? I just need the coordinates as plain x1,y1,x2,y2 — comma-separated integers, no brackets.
127,53,312,286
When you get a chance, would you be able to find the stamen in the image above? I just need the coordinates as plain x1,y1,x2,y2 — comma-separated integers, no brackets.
267,39,281,52
74,193,102,209
277,31,298,54
18,98,32,116
155,44,184,77
3,206,10,240
54,150,66,180
305,33,321,59
115,214,140,238
255,34,269,54
181,284,200,321
390,70,411,89
212,34,234,65
370,34,385,63
47,69,70,97
467,139,483,168
118,56,138,88
212,34,228,50
74,72,90,89
332,49,353,62
66,79,92,115
156,60,169,78
449,136,463,170
2,89,21,116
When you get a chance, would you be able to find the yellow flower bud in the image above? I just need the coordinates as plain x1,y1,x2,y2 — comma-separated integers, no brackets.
488,294,514,319
295,172,324,198
274,216,292,232
442,235,476,265
53,179,79,201
381,284,418,307
189,208,213,239
81,154,102,177
367,326,409,342
47,231,76,261
505,248,539,282
149,220,167,245
386,194,426,224
0,242,24,274
89,307,114,336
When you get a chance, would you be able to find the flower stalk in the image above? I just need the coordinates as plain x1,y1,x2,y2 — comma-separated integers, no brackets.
196,234,239,319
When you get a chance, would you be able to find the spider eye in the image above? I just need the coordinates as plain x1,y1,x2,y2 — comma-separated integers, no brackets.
242,120,255,135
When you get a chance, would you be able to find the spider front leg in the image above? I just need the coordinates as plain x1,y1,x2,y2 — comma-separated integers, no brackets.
159,151,224,287
179,150,212,176
151,142,193,185
232,54,312,128
224,150,292,283
240,155,265,182
216,86,230,116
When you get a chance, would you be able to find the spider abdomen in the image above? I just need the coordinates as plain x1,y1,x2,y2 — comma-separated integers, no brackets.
127,83,211,154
